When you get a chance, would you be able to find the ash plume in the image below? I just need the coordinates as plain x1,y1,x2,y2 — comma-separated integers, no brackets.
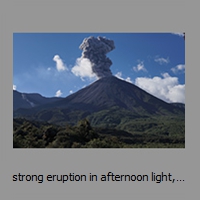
79,36,115,78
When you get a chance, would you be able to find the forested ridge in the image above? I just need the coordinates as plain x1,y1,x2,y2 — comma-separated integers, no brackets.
13,118,184,148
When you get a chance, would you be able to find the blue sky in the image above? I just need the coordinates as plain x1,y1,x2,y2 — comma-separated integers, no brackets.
13,33,185,103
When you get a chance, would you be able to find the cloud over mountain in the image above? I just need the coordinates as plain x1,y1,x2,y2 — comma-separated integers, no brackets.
55,89,62,97
115,72,133,83
135,73,185,103
71,57,96,79
13,85,17,90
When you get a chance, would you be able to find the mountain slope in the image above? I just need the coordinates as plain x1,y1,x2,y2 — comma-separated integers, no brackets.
44,76,184,115
13,90,63,111
13,76,184,129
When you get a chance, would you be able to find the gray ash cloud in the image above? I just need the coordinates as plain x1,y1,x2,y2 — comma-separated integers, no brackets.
79,36,115,78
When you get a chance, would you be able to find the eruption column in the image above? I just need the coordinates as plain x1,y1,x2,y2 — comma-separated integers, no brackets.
79,36,115,78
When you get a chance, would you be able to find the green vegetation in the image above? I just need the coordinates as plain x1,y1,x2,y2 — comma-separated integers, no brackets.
13,117,185,148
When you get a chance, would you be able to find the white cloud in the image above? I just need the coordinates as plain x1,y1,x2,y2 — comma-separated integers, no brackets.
133,61,147,72
172,32,185,37
55,90,62,97
69,90,73,94
53,55,68,72
13,85,17,90
82,85,86,88
171,64,185,74
125,77,132,83
115,72,133,83
115,72,123,79
71,57,96,80
154,56,170,65
135,73,185,103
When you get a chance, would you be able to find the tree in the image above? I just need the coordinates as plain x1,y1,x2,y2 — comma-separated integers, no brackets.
76,119,98,143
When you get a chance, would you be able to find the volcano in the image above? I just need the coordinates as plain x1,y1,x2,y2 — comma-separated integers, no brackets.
47,76,183,114
13,76,184,129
